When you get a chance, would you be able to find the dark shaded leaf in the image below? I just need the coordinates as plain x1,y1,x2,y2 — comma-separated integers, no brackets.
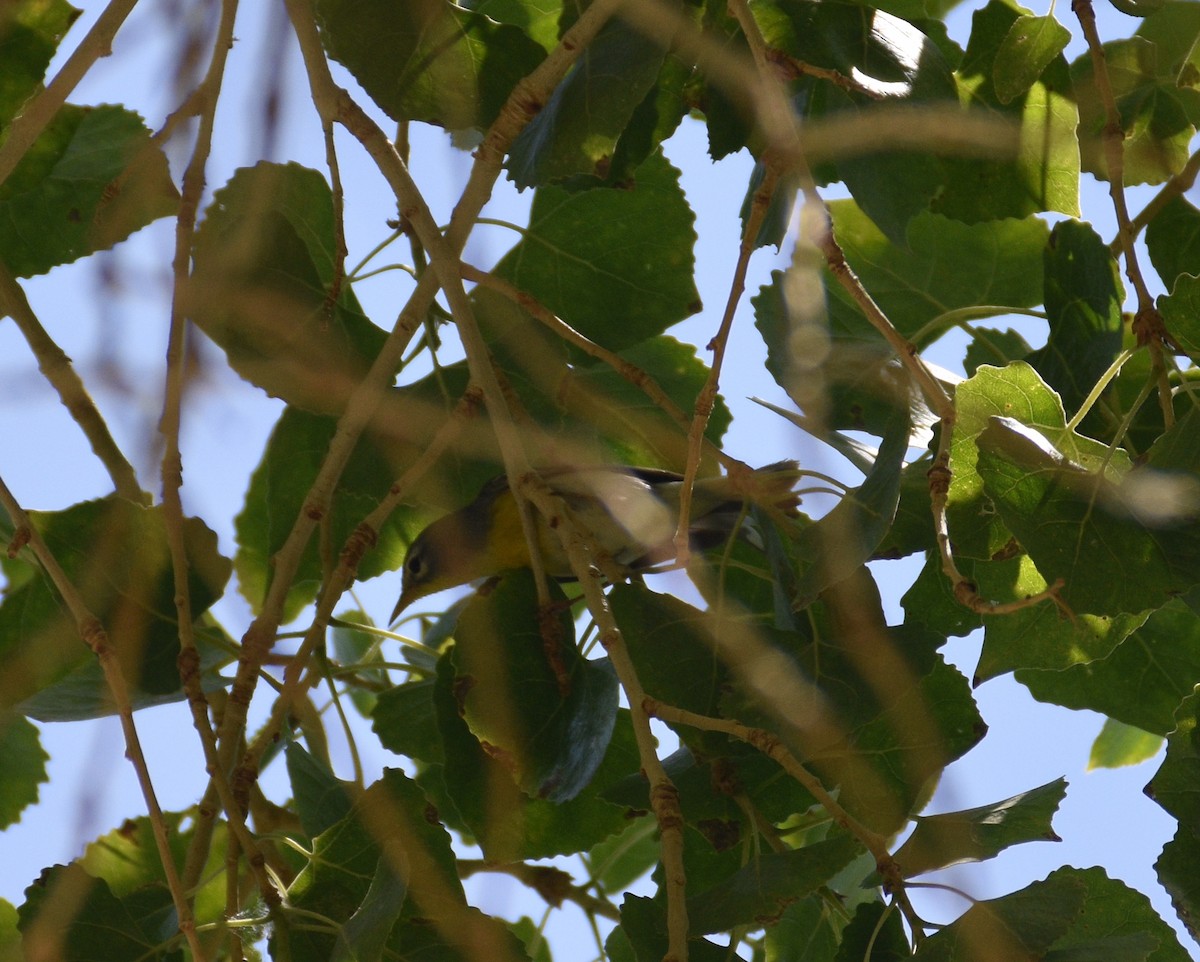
893,778,1066,878
914,872,1086,960
508,18,665,186
686,835,862,935
287,743,356,839
453,570,618,802
435,650,636,861
188,163,387,416
1146,690,1200,836
373,678,444,764
315,0,544,134
0,498,231,719
1145,196,1200,297
18,864,180,962
1156,828,1200,945
0,713,46,831
1026,220,1124,422
833,901,912,962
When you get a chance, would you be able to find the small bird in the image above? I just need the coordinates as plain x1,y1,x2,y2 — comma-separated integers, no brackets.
390,461,801,622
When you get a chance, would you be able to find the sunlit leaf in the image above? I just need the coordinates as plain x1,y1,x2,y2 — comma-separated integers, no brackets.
1089,718,1163,770
893,778,1066,878
0,714,46,830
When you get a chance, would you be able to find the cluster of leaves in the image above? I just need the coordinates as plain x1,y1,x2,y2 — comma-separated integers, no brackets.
4,0,1200,960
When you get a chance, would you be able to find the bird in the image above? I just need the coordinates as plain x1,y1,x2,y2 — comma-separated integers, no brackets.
389,461,801,622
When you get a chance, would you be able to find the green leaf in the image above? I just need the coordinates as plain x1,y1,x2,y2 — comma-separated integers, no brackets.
1146,690,1200,836
1145,196,1200,297
946,361,1117,560
434,651,636,862
977,416,1200,615
0,714,45,831
331,611,388,716
0,0,80,127
1157,273,1200,356
832,901,911,962
587,815,659,896
508,18,665,186
608,895,744,962
893,778,1066,878
0,898,19,962
0,498,231,719
372,678,444,764
1156,827,1200,945
1018,595,1200,735
1027,220,1124,421
788,406,911,606
0,105,177,276
993,15,1072,105
333,859,406,962
1043,866,1191,962
282,769,464,962
471,0,564,53
453,570,618,802
494,151,701,352
570,335,731,468
314,0,544,134
287,743,356,838
934,0,1079,221
686,835,863,935
824,202,1049,346
752,0,958,242
18,863,179,962
188,163,388,416
963,326,1033,375
1072,37,1200,185
1089,718,1164,770
914,872,1087,960
764,896,844,962
234,405,411,620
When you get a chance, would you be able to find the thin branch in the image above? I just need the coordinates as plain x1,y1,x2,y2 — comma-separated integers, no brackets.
155,0,281,921
0,0,142,188
1074,0,1175,426
521,476,691,962
0,475,206,961
0,263,146,504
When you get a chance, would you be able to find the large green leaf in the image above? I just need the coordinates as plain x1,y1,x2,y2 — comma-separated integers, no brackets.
933,0,1079,221
946,361,1120,560
508,17,666,186
453,571,618,802
0,105,177,276
913,872,1086,960
434,650,637,862
1072,36,1200,185
188,163,388,416
686,835,863,935
1157,273,1200,356
1145,690,1200,837
1027,220,1124,421
0,498,231,719
1156,828,1200,946
823,202,1048,345
992,14,1071,105
287,742,356,839
892,778,1066,878
751,0,958,242
494,151,700,351
1018,594,1200,735
976,416,1200,615
0,713,46,830
314,0,544,134
1089,718,1164,770
0,0,80,127
1145,196,1200,297
17,864,179,962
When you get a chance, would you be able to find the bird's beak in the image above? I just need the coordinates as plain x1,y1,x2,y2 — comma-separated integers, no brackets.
389,588,415,626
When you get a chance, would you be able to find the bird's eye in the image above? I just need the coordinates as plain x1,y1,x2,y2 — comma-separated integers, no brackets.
406,551,427,580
